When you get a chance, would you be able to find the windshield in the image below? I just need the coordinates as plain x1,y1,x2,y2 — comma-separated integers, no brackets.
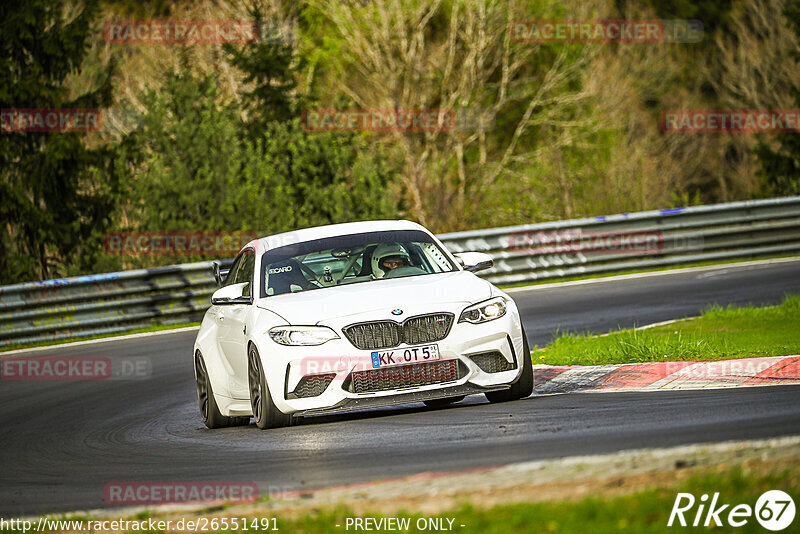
260,230,457,297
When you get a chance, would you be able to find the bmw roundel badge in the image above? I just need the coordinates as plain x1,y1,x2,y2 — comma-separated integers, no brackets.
391,309,403,316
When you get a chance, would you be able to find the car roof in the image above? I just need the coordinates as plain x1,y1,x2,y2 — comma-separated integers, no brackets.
247,220,430,254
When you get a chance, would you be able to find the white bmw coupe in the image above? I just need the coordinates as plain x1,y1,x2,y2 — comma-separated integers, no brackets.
193,220,532,429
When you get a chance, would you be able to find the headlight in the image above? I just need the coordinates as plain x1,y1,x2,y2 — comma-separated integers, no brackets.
268,326,340,346
458,296,508,324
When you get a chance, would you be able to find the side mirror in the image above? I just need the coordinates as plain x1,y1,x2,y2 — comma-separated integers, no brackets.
212,261,231,287
211,282,252,305
454,252,494,273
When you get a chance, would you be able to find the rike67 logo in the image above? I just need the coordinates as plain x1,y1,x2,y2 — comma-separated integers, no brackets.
668,490,795,531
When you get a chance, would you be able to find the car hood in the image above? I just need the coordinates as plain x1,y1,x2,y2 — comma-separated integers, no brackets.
256,271,493,325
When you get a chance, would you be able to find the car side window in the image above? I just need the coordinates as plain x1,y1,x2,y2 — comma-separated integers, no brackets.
233,249,255,297
223,253,243,287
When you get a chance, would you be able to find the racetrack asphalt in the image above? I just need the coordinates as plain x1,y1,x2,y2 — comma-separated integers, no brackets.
2,259,800,516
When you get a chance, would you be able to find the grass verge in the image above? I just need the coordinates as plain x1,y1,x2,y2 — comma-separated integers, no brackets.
23,456,799,534
281,463,798,533
537,294,800,366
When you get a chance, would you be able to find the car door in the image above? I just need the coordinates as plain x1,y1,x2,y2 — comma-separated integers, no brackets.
212,251,242,344
216,248,255,399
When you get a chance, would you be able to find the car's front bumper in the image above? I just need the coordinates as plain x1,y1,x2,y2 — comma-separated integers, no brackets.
254,309,525,416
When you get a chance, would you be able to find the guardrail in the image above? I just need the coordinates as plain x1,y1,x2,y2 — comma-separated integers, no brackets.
2,196,799,348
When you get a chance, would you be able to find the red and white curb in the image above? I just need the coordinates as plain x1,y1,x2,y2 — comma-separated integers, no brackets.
533,355,800,394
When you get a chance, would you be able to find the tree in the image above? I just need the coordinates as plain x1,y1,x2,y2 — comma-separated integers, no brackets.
303,0,596,231
755,0,800,195
122,70,259,235
116,43,401,269
0,0,118,283
223,5,299,137
256,119,402,230
223,8,403,231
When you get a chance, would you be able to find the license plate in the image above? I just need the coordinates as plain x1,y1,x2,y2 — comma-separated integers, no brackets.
371,344,439,368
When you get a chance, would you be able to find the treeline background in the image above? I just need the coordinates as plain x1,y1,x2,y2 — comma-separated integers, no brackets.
1,0,799,284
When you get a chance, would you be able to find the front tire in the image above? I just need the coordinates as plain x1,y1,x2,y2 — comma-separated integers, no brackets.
248,344,292,429
485,328,533,403
195,351,250,429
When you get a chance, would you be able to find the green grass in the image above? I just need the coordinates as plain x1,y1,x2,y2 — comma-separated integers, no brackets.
536,294,800,366
498,255,800,290
17,461,798,534
233,463,800,533
0,321,201,353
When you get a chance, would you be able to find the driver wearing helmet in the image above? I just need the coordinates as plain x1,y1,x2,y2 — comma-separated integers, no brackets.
371,243,412,278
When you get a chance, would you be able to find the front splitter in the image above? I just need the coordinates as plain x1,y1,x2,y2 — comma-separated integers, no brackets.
296,382,509,417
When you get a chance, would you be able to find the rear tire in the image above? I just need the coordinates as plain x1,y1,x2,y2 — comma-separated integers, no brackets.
195,351,250,429
423,396,465,408
485,328,533,403
248,344,293,430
